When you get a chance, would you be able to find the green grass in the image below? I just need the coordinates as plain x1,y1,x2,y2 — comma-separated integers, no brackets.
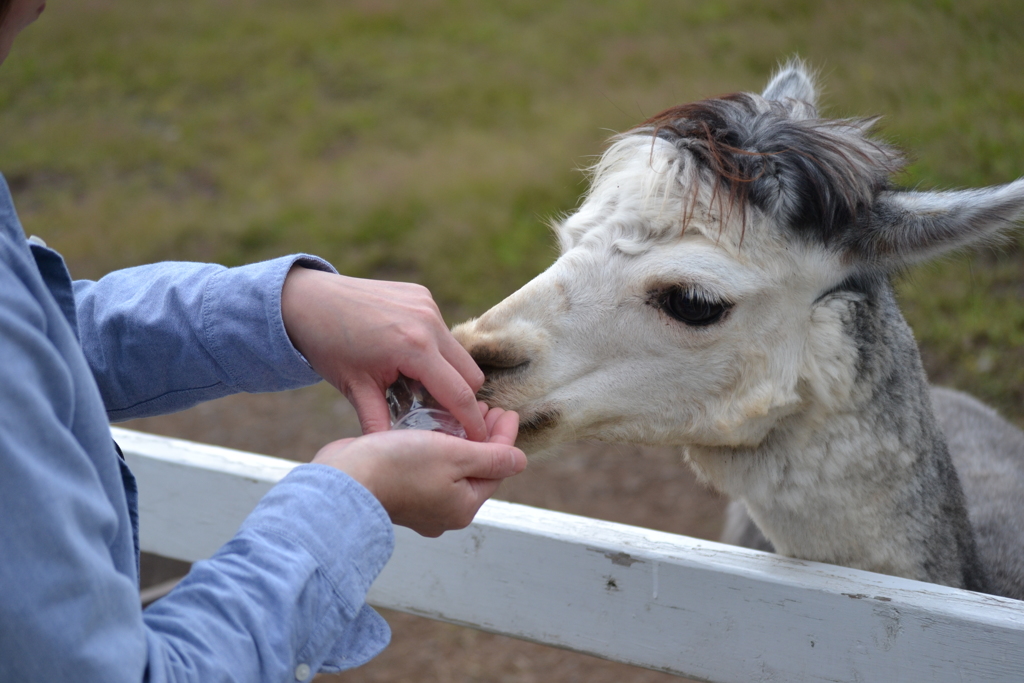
2,0,1022,422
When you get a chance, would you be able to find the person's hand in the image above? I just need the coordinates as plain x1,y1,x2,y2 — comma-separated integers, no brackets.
313,405,524,537
281,266,488,441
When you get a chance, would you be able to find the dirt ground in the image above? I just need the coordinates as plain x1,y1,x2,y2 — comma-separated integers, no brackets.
126,384,726,683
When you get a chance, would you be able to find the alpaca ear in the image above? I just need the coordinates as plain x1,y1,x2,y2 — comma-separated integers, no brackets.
852,179,1024,268
762,59,817,110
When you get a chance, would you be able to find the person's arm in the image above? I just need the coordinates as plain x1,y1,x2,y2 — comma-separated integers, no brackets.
145,407,524,680
74,256,330,422
144,412,523,682
0,263,384,682
143,465,397,682
2,260,525,682
76,259,488,439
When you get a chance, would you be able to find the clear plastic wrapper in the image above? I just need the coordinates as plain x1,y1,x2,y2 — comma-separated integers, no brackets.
386,374,468,438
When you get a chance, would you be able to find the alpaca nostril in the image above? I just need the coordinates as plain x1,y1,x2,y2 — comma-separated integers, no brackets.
475,359,531,405
478,359,530,378
468,344,532,380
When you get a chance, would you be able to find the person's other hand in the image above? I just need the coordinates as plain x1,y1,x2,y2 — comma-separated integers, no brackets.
281,266,487,441
313,405,523,537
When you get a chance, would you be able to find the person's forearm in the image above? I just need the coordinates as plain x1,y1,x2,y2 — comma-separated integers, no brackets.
143,466,395,682
74,256,333,421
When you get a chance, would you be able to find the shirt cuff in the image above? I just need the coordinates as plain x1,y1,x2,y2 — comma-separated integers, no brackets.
238,464,395,673
202,255,337,393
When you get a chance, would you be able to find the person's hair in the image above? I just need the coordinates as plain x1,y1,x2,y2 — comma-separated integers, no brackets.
0,0,11,27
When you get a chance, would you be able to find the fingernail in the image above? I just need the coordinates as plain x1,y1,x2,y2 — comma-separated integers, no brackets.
510,448,527,473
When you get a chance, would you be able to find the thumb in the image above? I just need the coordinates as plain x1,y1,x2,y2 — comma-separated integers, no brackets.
457,442,527,481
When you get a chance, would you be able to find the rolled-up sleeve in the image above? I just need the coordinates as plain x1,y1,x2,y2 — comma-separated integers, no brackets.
73,255,335,421
143,465,395,682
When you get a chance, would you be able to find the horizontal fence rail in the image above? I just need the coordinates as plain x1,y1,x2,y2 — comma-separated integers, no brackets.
114,427,1024,683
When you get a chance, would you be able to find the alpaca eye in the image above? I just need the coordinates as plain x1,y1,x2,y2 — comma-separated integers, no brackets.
658,288,730,326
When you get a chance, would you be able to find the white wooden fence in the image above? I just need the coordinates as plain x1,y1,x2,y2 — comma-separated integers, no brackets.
114,427,1024,683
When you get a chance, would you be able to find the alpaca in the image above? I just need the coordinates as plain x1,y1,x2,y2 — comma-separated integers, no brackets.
453,62,1024,599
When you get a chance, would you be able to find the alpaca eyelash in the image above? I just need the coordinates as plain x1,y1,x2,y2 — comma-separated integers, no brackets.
646,284,727,306
647,285,733,327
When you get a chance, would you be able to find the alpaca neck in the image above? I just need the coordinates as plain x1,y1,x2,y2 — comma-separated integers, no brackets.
690,285,988,590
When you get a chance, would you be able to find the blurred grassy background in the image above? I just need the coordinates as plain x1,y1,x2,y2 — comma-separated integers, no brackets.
2,0,1022,425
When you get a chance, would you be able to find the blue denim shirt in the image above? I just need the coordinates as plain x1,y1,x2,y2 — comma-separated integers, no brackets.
0,174,395,682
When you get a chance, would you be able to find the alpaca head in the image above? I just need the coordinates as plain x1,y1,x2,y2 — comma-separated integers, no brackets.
453,61,1024,455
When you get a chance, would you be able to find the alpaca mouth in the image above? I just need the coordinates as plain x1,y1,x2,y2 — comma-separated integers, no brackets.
475,365,532,405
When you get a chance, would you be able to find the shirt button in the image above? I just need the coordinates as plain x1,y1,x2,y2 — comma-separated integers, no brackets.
294,663,311,680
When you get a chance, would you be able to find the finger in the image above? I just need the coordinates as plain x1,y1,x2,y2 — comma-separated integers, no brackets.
438,331,486,392
347,382,394,434
410,363,488,442
483,405,504,432
456,442,527,480
487,410,519,446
